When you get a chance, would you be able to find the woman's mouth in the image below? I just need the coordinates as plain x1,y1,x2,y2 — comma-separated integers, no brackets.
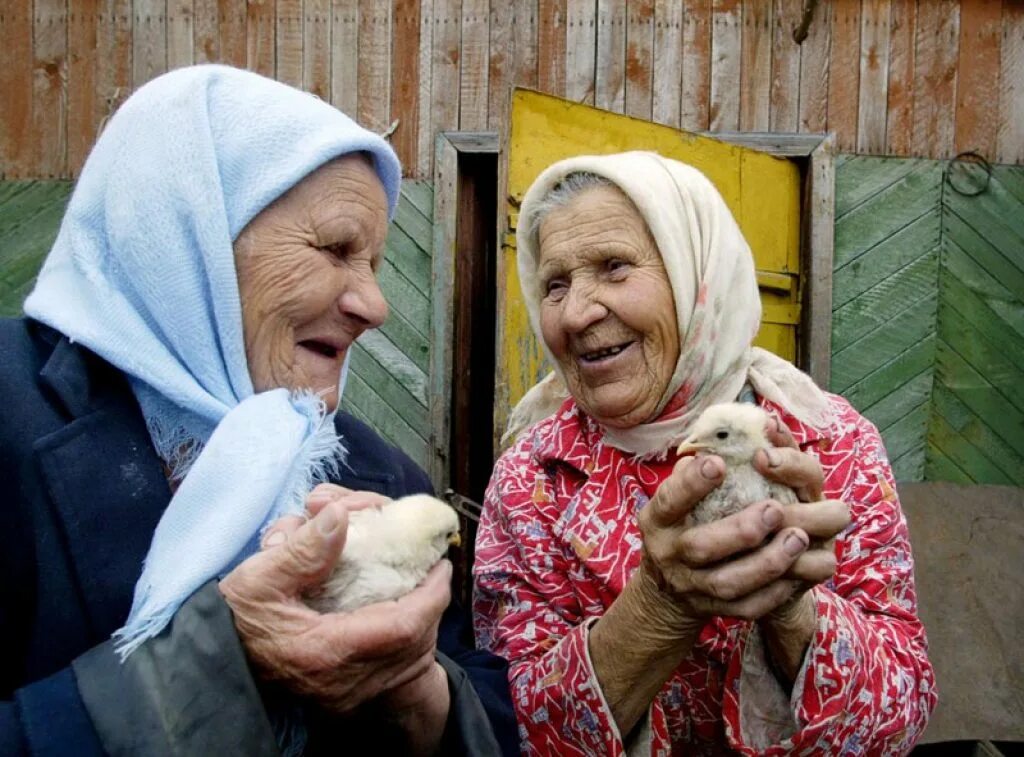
579,341,635,364
299,339,341,359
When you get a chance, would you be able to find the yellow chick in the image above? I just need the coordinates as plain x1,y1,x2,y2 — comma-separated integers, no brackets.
676,403,798,527
306,494,461,613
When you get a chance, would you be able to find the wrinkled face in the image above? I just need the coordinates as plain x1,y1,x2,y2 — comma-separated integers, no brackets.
537,185,679,428
234,154,389,412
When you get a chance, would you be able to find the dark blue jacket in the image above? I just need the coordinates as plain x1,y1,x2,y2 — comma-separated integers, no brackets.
0,318,517,756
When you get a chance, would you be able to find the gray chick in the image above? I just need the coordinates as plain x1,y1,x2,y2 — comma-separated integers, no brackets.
675,403,798,527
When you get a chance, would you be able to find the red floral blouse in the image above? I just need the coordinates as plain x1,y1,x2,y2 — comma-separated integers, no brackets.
473,393,936,755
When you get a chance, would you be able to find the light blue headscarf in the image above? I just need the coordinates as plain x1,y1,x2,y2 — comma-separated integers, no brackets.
23,64,402,657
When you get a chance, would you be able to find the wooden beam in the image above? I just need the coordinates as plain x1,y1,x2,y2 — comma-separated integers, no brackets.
805,133,835,388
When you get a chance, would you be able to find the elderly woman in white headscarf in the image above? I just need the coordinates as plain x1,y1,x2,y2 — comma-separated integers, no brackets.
473,152,936,755
0,65,515,756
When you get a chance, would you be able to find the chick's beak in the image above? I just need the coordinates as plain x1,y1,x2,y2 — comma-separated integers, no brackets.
676,440,708,456
448,532,462,548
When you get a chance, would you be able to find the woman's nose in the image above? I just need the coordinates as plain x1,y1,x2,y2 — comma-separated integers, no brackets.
561,284,606,332
338,274,389,328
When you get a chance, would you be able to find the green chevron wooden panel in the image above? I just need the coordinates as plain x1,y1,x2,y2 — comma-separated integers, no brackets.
833,158,1024,486
0,179,434,472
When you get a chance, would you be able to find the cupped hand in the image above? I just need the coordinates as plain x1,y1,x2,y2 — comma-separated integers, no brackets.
639,455,815,621
219,486,450,715
753,419,850,595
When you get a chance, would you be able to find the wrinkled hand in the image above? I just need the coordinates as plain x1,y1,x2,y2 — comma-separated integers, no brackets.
219,484,451,715
637,421,848,622
752,420,851,621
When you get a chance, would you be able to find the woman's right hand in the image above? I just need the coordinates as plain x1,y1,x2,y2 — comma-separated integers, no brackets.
218,488,451,715
636,455,808,621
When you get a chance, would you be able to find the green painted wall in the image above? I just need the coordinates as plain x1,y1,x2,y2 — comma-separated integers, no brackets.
832,156,1024,486
0,179,433,472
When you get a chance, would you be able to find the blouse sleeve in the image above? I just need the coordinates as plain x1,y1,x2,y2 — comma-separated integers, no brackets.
472,444,629,757
724,399,938,755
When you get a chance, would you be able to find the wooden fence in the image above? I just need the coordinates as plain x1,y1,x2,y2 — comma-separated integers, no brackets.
2,0,1023,180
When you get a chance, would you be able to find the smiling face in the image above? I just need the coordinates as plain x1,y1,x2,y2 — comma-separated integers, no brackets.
234,154,389,412
536,184,679,428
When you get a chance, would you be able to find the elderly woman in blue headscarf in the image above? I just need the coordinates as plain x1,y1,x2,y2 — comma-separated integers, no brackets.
0,65,515,756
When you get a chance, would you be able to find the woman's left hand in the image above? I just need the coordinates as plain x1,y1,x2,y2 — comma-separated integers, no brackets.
751,420,851,682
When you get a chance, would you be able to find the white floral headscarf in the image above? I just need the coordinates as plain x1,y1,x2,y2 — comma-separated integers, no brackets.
511,151,832,457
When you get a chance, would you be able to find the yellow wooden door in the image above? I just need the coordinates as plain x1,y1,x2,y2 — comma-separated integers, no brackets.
497,89,803,438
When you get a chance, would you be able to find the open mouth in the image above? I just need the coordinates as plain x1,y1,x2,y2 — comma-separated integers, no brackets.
580,341,634,363
299,340,341,359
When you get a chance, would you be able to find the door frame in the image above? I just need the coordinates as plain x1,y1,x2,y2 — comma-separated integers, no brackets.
429,130,835,493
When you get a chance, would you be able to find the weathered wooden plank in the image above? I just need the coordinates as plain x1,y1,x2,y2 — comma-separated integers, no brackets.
512,0,539,90
0,188,71,261
944,237,1024,339
358,0,390,130
832,252,938,351
945,181,1024,262
0,0,33,178
931,384,1024,485
768,0,798,133
831,291,938,392
400,179,434,221
651,0,681,127
277,0,304,87
343,370,429,466
927,410,1014,486
331,0,359,116
923,446,973,485
862,367,933,433
357,328,428,403
885,0,915,155
133,0,167,87
992,165,1024,208
595,0,625,112
304,0,331,100
943,204,1024,302
193,0,219,61
681,0,711,131
997,1,1024,165
67,5,98,174
840,334,936,411
827,0,861,152
954,0,1000,158
0,183,34,207
912,0,959,159
219,0,247,67
431,0,460,137
565,0,596,105
936,341,1024,459
413,0,434,177
890,444,925,483
709,0,740,131
796,0,829,132
487,0,513,131
393,195,434,252
376,299,429,371
0,182,73,245
834,163,941,267
879,401,929,463
834,155,928,219
385,225,432,295
246,0,276,77
460,0,490,128
390,0,421,168
537,0,567,97
832,210,940,309
938,284,1024,408
378,258,430,337
625,0,654,120
34,0,69,178
349,343,428,428
166,0,194,68
857,0,890,154
739,0,771,132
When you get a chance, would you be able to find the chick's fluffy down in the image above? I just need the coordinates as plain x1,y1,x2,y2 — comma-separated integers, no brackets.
305,495,460,613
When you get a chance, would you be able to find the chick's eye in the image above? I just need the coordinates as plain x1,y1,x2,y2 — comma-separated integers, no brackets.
715,430,729,440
